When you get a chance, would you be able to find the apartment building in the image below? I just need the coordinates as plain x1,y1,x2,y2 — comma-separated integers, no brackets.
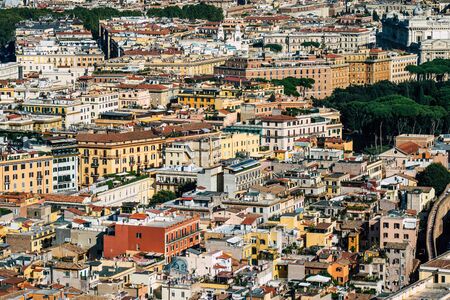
215,56,339,99
116,83,172,108
22,98,91,128
223,158,264,198
261,114,329,151
389,53,418,83
177,86,239,109
77,131,163,186
33,137,80,193
344,49,391,85
6,226,56,252
0,151,54,194
104,214,201,262
370,211,419,251
263,27,375,53
220,132,260,160
163,136,221,168
402,186,435,213
384,242,415,292
81,91,120,121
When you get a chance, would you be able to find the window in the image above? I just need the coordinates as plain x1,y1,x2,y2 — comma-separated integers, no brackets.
383,233,388,238
394,223,400,229
136,233,142,239
383,223,389,228
394,233,399,238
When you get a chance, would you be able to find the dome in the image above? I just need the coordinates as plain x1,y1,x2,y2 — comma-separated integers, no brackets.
413,4,424,16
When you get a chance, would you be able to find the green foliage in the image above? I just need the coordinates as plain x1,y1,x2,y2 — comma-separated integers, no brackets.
0,208,12,216
416,163,450,195
301,41,320,48
0,8,60,47
67,7,141,39
176,181,197,197
147,3,224,22
372,10,380,21
151,190,176,205
252,41,263,48
0,7,142,48
272,77,315,97
319,79,450,151
406,59,450,82
264,43,282,52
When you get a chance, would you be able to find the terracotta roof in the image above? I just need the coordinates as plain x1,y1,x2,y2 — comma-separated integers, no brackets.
260,115,297,122
42,194,86,204
65,207,86,216
396,141,420,155
130,213,148,220
72,218,89,225
315,222,333,230
241,214,261,226
161,122,213,135
77,130,159,143
117,83,169,91
217,253,232,260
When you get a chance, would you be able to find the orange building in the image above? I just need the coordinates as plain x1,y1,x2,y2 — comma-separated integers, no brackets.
328,259,351,285
344,49,391,85
104,214,200,262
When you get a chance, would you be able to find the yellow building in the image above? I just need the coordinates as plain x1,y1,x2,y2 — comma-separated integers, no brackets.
324,138,353,153
32,115,63,132
279,212,302,231
348,232,359,252
324,172,350,197
244,229,281,264
0,82,14,100
17,52,103,72
305,222,334,248
6,226,55,253
418,251,450,283
344,49,391,85
77,131,164,186
220,132,260,160
0,152,53,194
178,86,240,109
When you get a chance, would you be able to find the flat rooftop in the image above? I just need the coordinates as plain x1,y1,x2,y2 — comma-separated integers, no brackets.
407,283,449,300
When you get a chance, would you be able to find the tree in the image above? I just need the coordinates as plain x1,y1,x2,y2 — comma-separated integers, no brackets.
372,10,380,21
264,43,282,52
301,41,320,48
272,77,315,97
150,190,176,205
176,181,197,197
416,163,450,195
147,3,224,22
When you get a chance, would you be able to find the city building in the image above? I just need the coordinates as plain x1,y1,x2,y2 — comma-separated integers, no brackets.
77,131,163,186
104,214,200,262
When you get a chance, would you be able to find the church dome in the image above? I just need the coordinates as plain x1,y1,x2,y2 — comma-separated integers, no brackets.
413,4,424,16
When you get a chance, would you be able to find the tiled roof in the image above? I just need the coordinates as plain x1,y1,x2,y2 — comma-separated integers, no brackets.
77,130,159,143
41,194,86,204
396,141,420,155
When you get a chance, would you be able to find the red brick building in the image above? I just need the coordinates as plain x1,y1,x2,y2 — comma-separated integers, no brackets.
104,215,200,261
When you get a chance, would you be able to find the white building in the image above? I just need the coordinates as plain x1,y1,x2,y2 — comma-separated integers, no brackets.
261,114,328,151
223,159,263,199
81,91,120,121
0,62,20,80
